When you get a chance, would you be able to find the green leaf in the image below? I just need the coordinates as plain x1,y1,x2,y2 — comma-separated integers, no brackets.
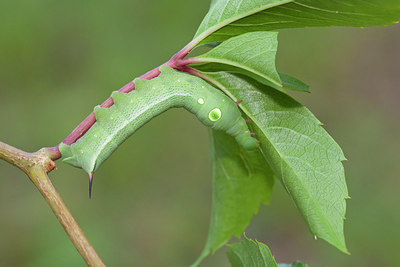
193,130,275,266
227,235,309,267
202,71,349,253
191,32,309,92
279,73,310,93
193,0,294,45
194,31,282,89
227,234,277,267
194,60,309,93
193,62,282,91
278,261,309,267
194,0,400,44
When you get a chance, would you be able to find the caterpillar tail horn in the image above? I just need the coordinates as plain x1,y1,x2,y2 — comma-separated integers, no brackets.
89,173,94,199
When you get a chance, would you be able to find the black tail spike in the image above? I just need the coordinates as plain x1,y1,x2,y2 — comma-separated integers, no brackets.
89,173,94,199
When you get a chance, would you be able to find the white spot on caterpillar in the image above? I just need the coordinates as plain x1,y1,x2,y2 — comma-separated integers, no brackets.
222,99,225,102
198,98,205,104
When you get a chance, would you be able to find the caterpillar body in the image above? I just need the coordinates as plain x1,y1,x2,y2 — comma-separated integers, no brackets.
59,66,258,193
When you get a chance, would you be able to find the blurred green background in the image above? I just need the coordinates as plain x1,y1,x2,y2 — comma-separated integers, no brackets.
0,1,399,266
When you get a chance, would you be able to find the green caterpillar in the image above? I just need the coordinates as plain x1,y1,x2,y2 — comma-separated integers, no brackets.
59,66,258,196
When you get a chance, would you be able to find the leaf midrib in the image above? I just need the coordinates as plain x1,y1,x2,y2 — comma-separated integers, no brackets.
196,57,282,88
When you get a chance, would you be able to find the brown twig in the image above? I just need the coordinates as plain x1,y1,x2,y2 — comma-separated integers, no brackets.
0,142,105,266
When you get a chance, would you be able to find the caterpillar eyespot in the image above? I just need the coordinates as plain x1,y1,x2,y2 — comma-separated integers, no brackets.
59,66,258,178
209,108,222,121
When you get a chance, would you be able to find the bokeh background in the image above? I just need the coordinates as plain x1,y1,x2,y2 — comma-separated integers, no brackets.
0,1,399,266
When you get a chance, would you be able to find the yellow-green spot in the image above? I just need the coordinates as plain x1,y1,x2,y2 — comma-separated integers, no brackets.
209,108,221,121
198,98,205,105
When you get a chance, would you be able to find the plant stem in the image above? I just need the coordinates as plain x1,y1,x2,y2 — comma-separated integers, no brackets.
0,142,105,266
61,68,159,148
179,66,213,83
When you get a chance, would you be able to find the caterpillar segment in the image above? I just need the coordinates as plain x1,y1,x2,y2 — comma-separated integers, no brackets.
59,66,258,196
